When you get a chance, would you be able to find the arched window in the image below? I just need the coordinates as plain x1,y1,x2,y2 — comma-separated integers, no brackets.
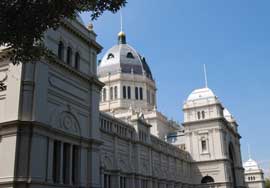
202,111,205,119
123,86,126,99
127,86,131,99
66,46,72,65
103,88,107,101
110,87,113,100
107,53,114,60
135,87,139,100
197,111,201,120
139,87,143,100
201,176,214,184
58,41,64,60
74,52,80,70
126,52,134,59
114,86,118,99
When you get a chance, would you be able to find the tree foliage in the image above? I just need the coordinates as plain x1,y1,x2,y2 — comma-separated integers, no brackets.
0,0,126,64
266,178,270,188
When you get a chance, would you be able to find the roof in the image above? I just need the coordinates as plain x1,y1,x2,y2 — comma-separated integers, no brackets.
187,87,216,101
243,158,260,171
98,32,153,80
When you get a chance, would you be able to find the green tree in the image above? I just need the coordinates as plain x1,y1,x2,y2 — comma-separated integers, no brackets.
0,0,126,64
265,178,270,188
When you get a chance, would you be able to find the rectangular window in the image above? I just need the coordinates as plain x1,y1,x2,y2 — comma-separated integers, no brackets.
53,140,61,183
110,87,113,100
141,179,148,188
120,176,126,188
127,86,131,99
72,145,79,184
114,86,118,99
139,87,143,100
135,87,139,100
123,86,126,99
201,140,207,152
104,174,111,188
63,143,71,184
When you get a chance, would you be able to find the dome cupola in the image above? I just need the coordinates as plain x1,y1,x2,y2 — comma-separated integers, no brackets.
98,32,153,80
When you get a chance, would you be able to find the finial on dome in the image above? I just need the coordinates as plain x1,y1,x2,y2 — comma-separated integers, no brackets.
118,31,126,44
87,22,94,31
118,10,126,44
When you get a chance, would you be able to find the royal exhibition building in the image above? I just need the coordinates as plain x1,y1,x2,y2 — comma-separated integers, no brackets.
0,15,266,188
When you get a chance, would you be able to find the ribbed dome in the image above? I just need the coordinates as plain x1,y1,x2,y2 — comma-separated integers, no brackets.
187,87,216,101
243,158,260,171
98,33,153,80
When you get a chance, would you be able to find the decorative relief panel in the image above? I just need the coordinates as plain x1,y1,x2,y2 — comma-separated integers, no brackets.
49,105,81,136
0,72,7,91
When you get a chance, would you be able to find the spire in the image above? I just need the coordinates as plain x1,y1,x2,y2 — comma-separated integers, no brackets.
203,64,208,88
118,10,126,44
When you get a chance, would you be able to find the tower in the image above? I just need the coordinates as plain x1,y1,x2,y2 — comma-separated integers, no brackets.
243,148,265,188
98,31,180,139
98,31,157,113
182,87,246,187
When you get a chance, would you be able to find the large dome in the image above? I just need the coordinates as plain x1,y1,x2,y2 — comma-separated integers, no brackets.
187,87,216,101
98,32,153,80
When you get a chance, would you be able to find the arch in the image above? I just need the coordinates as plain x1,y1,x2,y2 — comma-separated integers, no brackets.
229,142,237,187
202,111,205,119
107,53,114,60
126,52,134,59
74,52,80,70
123,86,126,99
127,86,131,99
114,86,118,99
58,41,64,60
139,87,143,100
66,46,73,65
197,111,201,119
201,176,214,184
135,87,139,100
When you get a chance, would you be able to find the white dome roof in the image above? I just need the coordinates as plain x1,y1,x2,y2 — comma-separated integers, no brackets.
243,158,260,171
187,87,216,101
98,32,153,80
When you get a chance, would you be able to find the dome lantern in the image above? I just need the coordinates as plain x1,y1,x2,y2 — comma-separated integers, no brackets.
118,31,126,44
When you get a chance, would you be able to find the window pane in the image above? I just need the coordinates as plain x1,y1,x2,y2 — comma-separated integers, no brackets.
135,87,138,100
140,87,143,100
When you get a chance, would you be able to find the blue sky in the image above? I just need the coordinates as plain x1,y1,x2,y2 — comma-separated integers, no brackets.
81,0,270,176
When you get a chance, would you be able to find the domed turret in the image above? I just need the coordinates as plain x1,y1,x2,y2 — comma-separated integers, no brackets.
98,32,153,80
98,32,157,113
187,87,216,101
243,159,260,171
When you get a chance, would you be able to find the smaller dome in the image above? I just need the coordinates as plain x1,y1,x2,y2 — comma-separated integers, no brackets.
243,158,260,171
187,87,216,101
